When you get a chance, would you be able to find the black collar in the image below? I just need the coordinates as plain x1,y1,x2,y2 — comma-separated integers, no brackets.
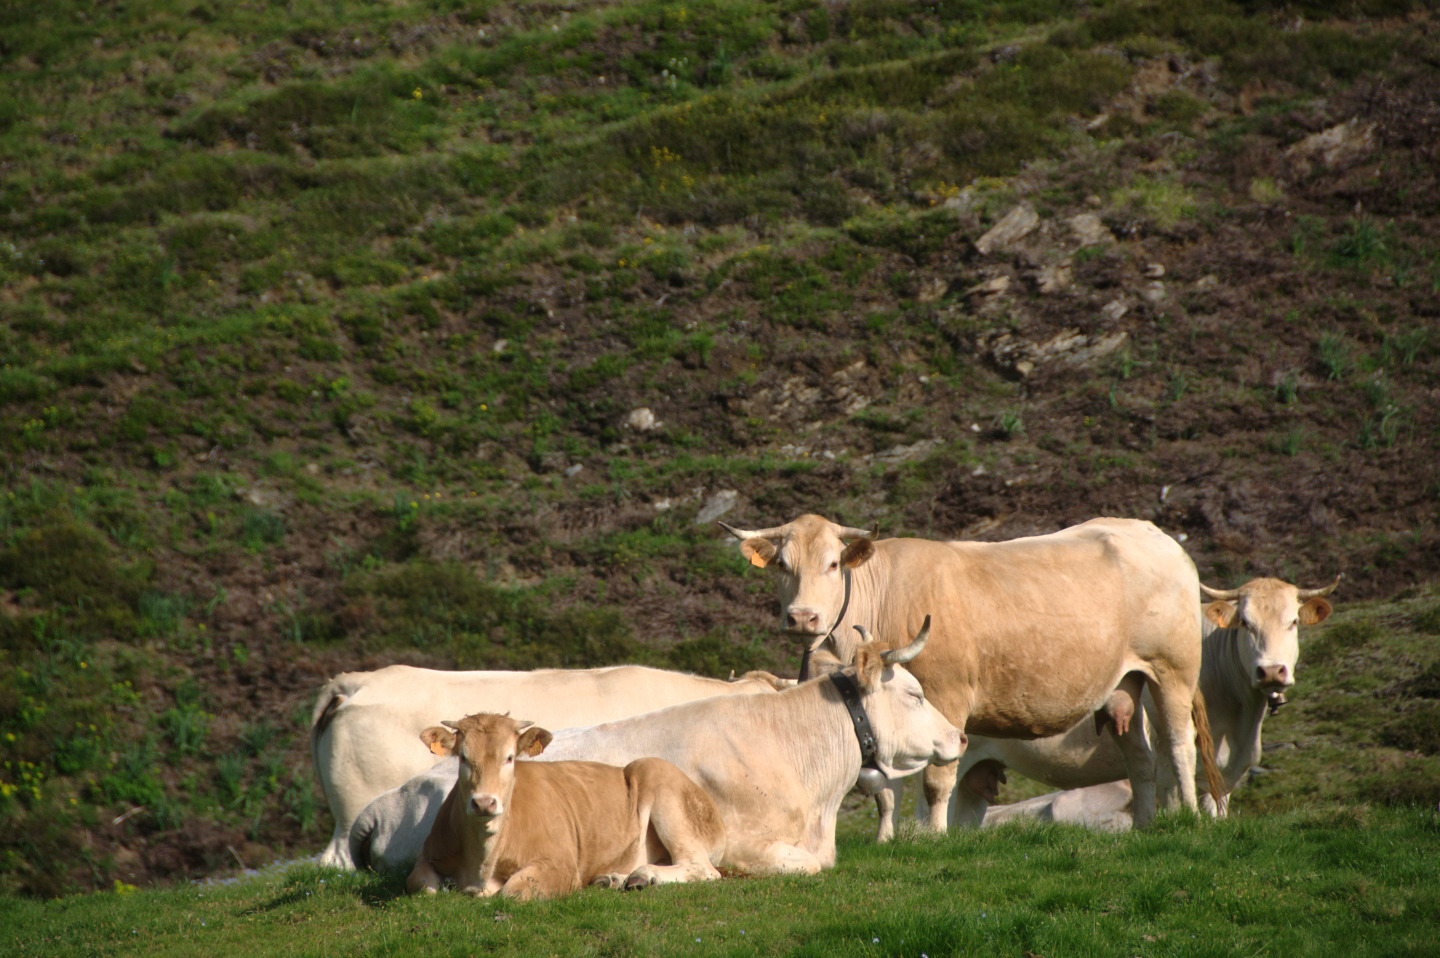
828,670,878,770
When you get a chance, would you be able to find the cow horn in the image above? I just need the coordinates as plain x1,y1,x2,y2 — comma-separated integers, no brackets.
717,520,786,540
881,614,932,665
853,624,874,646
835,523,874,539
1199,582,1241,601
1297,573,1343,600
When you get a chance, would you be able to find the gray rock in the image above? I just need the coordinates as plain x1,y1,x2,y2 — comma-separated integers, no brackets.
975,203,1039,255
695,489,740,524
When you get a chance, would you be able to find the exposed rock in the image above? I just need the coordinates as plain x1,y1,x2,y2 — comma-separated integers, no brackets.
917,276,950,303
868,438,942,465
975,203,1039,255
234,487,268,507
622,407,659,431
967,274,1012,297
1100,299,1129,323
1067,212,1113,247
695,489,740,524
1143,263,1166,279
1139,281,1167,304
984,328,1130,377
535,451,568,473
1286,119,1378,175
1033,264,1072,294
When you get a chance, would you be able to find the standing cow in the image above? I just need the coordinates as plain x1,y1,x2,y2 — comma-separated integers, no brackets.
312,664,782,867
933,575,1341,830
721,513,1214,829
407,713,725,899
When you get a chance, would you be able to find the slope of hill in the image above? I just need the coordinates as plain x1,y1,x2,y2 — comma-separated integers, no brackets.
1,0,1437,894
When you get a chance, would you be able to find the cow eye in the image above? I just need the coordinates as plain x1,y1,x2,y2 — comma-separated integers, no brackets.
505,754,514,764
828,560,839,572
1290,619,1298,630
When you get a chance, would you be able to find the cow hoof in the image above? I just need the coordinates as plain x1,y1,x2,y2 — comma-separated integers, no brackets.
623,872,657,892
589,874,625,890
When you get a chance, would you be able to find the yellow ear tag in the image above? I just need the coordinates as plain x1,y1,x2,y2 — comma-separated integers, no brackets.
749,552,767,568
428,741,446,756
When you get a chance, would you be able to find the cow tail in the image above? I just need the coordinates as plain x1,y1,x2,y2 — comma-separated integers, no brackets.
1192,687,1227,809
309,683,348,786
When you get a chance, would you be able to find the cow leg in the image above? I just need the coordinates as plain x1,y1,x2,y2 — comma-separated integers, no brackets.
320,828,354,870
620,759,725,889
919,760,958,832
1143,670,1200,815
876,782,904,843
623,818,723,890
500,863,573,900
406,858,443,895
724,840,823,876
1104,685,1158,828
855,768,900,843
951,759,1006,829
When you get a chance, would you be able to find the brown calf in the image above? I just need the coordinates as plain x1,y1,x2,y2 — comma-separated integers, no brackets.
406,713,726,900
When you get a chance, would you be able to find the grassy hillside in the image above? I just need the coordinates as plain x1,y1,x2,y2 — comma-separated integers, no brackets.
1,0,1438,895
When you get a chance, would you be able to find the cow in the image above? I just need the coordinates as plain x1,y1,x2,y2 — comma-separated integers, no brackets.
312,664,785,867
897,575,1340,833
981,781,1134,832
406,713,726,899
349,621,963,877
720,513,1214,830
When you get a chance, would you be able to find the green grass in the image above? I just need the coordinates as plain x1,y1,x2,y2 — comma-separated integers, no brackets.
2,808,1438,958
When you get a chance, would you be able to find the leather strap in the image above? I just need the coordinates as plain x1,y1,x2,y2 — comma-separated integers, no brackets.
828,670,878,769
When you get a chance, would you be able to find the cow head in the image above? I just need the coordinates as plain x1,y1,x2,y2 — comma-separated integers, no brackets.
419,713,552,833
840,616,965,779
1201,575,1340,692
719,514,875,637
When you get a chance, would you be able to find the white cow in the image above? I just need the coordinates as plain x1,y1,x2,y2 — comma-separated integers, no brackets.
312,664,784,867
348,622,963,876
722,514,1216,829
891,576,1339,833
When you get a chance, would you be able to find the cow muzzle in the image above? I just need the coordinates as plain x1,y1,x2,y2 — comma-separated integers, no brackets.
784,606,823,634
937,728,965,764
1255,663,1292,688
469,793,503,818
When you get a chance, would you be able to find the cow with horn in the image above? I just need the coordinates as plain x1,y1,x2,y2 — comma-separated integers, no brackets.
720,513,1223,831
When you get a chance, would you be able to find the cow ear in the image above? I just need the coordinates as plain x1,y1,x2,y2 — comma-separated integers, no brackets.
853,646,883,691
420,726,457,757
740,537,777,569
1299,597,1332,626
1204,601,1237,629
517,727,553,757
841,537,875,569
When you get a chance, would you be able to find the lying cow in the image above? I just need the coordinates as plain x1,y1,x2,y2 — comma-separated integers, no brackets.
406,713,725,899
981,781,1134,832
890,575,1339,833
722,514,1216,828
351,620,962,876
312,664,783,867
